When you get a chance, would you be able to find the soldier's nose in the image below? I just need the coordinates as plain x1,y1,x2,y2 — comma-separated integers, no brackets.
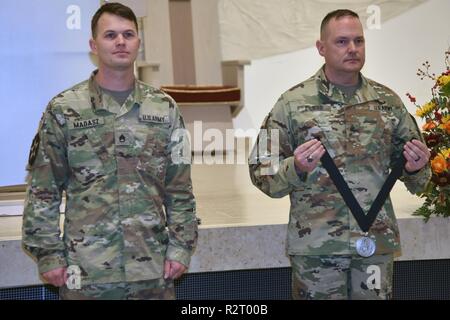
348,41,357,52
116,34,125,45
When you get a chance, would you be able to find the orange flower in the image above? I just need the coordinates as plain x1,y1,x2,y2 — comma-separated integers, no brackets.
422,120,437,131
443,121,450,134
431,154,448,174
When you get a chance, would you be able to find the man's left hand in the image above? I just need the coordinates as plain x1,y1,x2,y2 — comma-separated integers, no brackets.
164,260,187,280
403,139,430,172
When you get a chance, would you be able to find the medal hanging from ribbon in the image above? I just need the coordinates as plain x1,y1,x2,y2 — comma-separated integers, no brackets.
320,148,406,257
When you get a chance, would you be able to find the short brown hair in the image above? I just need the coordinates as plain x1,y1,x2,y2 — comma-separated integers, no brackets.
320,9,359,38
91,2,138,38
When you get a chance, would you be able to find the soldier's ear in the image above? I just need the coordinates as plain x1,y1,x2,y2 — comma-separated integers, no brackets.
316,40,325,57
89,38,97,55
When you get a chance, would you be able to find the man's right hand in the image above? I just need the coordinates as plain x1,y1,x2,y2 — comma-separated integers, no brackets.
293,139,326,173
41,267,68,287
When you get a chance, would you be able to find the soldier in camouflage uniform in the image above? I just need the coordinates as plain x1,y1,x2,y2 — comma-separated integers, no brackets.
249,9,431,299
22,3,197,300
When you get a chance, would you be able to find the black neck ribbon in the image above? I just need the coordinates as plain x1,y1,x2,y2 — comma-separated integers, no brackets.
320,149,406,233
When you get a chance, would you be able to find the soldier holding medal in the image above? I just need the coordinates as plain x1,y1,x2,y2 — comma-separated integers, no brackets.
249,9,431,299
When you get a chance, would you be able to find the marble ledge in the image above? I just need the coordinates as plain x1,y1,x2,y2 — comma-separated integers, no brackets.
191,217,450,273
1,216,449,288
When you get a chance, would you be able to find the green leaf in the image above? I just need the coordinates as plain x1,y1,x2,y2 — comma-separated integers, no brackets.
440,82,450,97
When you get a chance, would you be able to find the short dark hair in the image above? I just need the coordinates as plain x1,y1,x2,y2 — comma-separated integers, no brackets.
91,2,138,38
320,9,359,38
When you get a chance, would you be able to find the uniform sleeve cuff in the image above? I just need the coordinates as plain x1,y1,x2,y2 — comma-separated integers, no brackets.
402,166,432,194
166,245,192,268
37,253,68,274
404,168,420,175
285,157,308,187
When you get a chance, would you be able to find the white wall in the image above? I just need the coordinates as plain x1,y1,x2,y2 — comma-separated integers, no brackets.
235,0,450,134
0,1,98,186
219,0,426,61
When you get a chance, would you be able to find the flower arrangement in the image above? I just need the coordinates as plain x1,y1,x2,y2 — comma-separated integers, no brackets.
406,49,450,221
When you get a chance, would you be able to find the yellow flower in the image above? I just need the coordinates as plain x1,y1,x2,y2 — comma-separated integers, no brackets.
439,115,450,130
416,101,437,117
441,148,450,159
436,74,450,87
411,51,450,219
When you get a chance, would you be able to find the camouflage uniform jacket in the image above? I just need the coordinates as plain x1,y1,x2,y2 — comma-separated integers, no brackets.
22,71,198,284
249,67,431,256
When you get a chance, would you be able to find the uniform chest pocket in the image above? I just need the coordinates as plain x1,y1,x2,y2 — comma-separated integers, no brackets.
67,128,111,185
136,124,171,183
345,108,384,157
291,108,346,159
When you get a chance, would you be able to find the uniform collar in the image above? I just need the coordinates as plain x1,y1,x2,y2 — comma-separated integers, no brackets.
88,70,144,113
315,65,383,104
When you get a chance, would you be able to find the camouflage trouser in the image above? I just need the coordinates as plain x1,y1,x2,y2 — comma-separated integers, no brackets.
59,278,175,300
290,254,394,300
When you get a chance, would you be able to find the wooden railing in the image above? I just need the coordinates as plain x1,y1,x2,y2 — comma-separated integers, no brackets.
0,184,26,201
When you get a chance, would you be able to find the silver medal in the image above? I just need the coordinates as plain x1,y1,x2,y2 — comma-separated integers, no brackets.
355,236,376,257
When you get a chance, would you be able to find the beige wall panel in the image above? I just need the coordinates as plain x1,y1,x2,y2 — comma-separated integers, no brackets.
143,0,174,86
169,0,197,85
191,0,223,85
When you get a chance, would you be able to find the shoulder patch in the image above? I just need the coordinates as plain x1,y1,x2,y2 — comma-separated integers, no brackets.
28,133,40,167
54,113,66,126
28,112,47,167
